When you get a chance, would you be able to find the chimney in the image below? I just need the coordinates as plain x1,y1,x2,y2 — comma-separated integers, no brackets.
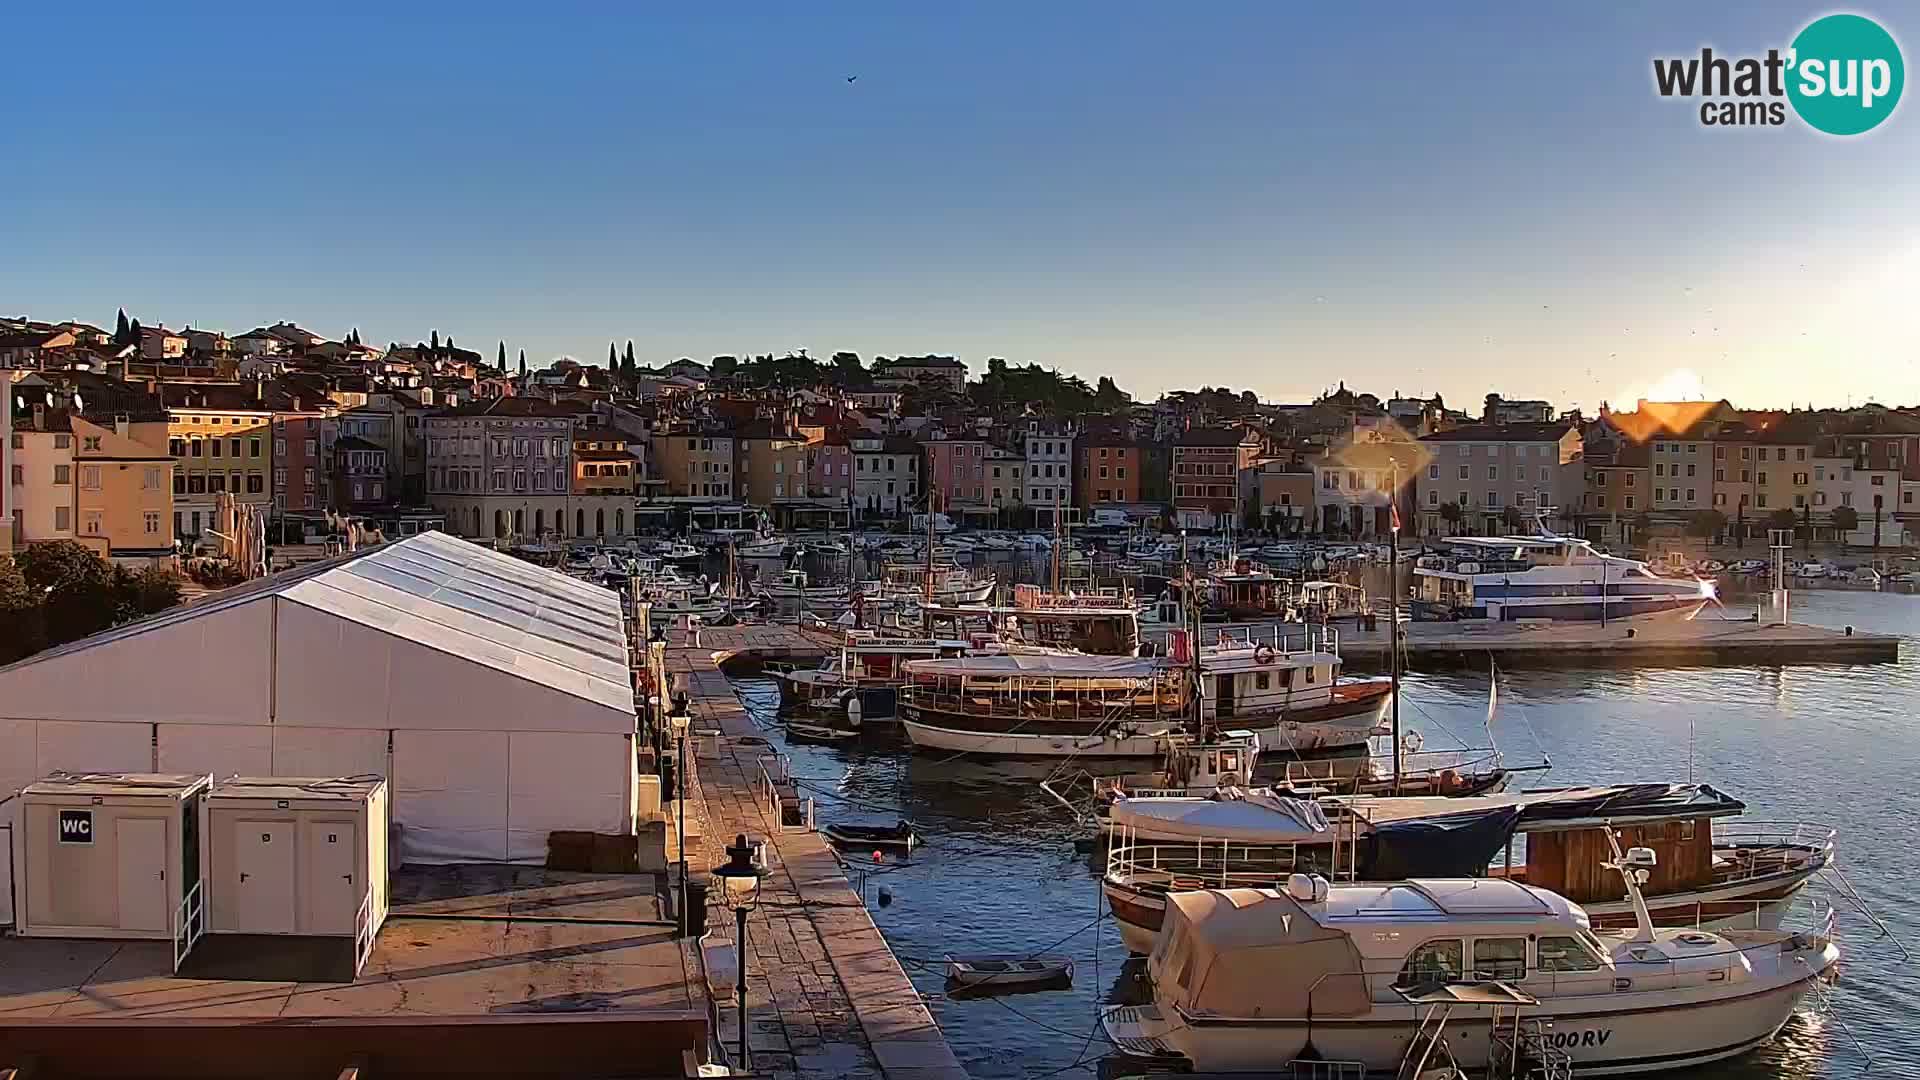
293,395,302,412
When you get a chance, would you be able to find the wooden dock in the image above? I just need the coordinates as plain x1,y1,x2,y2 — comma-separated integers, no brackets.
663,625,967,1080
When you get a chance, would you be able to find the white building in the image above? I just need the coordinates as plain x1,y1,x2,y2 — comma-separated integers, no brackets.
1022,420,1075,521
1810,457,1908,546
0,532,639,865
851,434,917,518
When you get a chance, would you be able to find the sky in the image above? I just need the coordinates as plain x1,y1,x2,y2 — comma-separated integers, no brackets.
4,3,1917,412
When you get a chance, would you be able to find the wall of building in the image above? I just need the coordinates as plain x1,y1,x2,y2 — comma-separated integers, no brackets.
72,417,173,558
169,409,271,539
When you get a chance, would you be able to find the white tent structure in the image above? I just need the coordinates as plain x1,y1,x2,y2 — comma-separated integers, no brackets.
0,531,638,864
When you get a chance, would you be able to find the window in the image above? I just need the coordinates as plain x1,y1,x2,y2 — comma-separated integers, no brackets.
1686,488,1695,501
190,439,203,458
82,435,101,451
1255,671,1270,690
1117,467,1126,479
1624,473,1635,487
1757,493,1768,508
1686,463,1695,477
1624,495,1635,510
1473,937,1527,981
187,474,205,494
1757,472,1768,485
247,474,264,494
1536,936,1602,973
1487,466,1498,480
170,437,186,456
144,466,163,489
53,464,71,485
1654,463,1664,477
1395,939,1464,988
1428,491,1438,505
1428,464,1439,479
54,506,70,531
144,511,161,534
304,437,317,456
304,468,316,487
52,433,70,449
1098,466,1109,479
1871,474,1886,486
80,465,101,490
275,437,287,457
1457,464,1469,480
230,437,241,458
211,438,222,458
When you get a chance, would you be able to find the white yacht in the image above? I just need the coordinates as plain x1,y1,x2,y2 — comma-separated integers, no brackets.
1104,844,1839,1075
1413,534,1713,621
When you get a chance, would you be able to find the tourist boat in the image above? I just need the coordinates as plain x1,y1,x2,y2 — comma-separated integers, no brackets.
772,633,965,725
822,820,920,851
1297,580,1370,623
914,582,1148,656
943,955,1073,990
1100,783,1833,955
864,560,997,605
1194,563,1295,621
1413,533,1714,621
753,568,848,605
1093,730,1518,809
898,630,1390,758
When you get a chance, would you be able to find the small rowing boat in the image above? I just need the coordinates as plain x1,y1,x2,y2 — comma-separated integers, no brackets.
944,954,1074,990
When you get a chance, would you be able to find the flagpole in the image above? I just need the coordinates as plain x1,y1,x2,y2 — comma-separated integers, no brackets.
1389,459,1402,793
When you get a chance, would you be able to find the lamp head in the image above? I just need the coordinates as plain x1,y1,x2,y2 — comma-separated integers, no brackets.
714,833,764,909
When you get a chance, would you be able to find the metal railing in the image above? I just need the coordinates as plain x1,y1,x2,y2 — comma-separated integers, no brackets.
172,880,205,973
1106,831,1357,890
354,888,377,974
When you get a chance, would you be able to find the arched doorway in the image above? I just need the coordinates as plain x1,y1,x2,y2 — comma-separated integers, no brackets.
494,509,507,538
514,508,525,535
595,508,605,537
576,508,586,536
534,509,545,537
615,509,625,535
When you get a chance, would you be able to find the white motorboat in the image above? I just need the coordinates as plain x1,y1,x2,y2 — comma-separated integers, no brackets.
738,536,792,559
1103,838,1840,1076
1414,533,1713,621
652,540,704,566
944,954,1073,990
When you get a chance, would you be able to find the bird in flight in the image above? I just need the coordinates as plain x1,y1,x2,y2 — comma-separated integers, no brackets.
847,75,858,83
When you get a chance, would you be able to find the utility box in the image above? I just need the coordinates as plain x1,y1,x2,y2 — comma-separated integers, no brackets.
9,773,211,941
201,777,389,946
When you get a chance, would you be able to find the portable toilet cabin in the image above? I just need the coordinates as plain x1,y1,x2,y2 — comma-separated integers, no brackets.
192,776,389,981
6,773,211,949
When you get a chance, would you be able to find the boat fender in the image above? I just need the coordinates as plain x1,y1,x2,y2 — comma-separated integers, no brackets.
878,885,893,907
1253,644,1276,665
1216,772,1240,789
845,693,863,728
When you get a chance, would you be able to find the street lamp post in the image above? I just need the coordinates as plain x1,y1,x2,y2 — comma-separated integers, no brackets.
668,699,691,936
712,834,766,1072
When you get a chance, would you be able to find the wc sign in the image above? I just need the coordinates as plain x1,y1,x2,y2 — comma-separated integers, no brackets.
57,809,93,844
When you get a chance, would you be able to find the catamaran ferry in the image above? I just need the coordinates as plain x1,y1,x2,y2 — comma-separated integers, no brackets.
1413,534,1713,621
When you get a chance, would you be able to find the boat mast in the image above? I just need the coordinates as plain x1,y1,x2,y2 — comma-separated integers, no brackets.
1185,533,1206,741
922,489,936,638
1389,459,1402,793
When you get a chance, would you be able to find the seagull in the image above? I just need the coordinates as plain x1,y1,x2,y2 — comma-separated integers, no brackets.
846,75,858,83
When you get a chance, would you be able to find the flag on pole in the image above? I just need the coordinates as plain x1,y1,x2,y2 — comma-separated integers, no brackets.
1390,499,1402,534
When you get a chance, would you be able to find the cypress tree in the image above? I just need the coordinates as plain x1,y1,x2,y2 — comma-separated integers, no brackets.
430,330,439,351
519,349,527,377
498,341,506,368
129,318,143,347
608,341,617,368
623,341,635,372
114,308,130,344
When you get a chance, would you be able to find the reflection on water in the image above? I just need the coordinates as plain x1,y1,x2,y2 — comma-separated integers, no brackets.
729,587,1920,1079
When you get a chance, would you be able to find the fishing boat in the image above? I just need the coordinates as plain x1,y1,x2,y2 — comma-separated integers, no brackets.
1100,782,1834,954
943,955,1074,990
1103,830,1841,1076
1413,533,1714,621
651,540,704,567
754,568,848,606
899,630,1390,758
822,820,920,851
784,719,859,743
864,560,996,605
738,535,792,559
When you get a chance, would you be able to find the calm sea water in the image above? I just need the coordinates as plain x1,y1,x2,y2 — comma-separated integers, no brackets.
729,555,1919,1080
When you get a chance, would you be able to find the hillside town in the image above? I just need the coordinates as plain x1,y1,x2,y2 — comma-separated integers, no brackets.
6,309,1916,566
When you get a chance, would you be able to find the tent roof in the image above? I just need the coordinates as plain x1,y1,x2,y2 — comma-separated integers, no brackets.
0,532,634,717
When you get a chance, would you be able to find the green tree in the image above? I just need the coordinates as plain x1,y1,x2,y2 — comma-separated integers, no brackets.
498,341,506,369
1502,505,1524,530
608,341,617,368
1438,501,1462,536
430,330,439,351
1831,504,1860,538
711,355,740,377
1685,509,1727,542
113,308,131,345
112,563,183,622
128,318,143,348
623,341,636,376
0,556,46,664
518,349,528,377
15,541,117,646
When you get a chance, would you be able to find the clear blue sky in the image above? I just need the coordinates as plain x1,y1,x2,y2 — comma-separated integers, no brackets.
4,4,1915,411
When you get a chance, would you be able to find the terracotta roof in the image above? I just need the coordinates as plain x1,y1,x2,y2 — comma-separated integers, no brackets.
1176,427,1254,448
1419,422,1575,443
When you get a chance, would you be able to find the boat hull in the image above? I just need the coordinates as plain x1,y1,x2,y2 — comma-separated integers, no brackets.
1104,947,1835,1075
901,687,1387,759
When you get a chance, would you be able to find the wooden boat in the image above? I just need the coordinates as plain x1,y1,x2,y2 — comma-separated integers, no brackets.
944,954,1074,989
822,820,920,851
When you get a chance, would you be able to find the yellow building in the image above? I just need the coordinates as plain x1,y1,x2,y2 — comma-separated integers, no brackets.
573,426,638,495
161,385,272,541
72,415,175,559
738,423,809,506
652,426,735,499
8,407,173,562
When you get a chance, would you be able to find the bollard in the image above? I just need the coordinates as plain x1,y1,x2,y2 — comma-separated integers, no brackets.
686,879,710,938
1846,625,1855,637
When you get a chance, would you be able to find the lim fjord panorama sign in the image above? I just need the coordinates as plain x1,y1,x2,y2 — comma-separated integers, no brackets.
1654,13,1903,134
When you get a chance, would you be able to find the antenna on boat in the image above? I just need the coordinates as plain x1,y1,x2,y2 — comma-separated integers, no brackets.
1601,826,1659,944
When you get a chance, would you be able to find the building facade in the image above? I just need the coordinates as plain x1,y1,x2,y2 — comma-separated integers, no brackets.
1172,428,1259,529
162,386,272,542
424,397,580,542
1418,423,1584,534
1022,421,1075,513
851,434,917,518
1076,436,1142,509
652,427,736,499
924,436,988,508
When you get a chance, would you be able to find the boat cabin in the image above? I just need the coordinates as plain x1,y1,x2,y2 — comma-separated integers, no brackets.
1195,642,1345,723
919,603,1142,656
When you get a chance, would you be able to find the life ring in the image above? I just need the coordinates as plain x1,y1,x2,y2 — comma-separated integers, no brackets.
1401,730,1424,754
1253,644,1276,665
1217,772,1241,788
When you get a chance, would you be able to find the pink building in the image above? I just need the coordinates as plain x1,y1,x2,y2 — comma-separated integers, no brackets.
272,412,335,514
924,437,989,508
808,432,852,500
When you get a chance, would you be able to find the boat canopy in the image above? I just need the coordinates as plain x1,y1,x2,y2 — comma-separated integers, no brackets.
1112,793,1333,843
1155,889,1371,1019
905,654,1161,678
1339,783,1744,832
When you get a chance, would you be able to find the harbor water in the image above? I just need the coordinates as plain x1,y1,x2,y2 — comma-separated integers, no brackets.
727,554,1918,1079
